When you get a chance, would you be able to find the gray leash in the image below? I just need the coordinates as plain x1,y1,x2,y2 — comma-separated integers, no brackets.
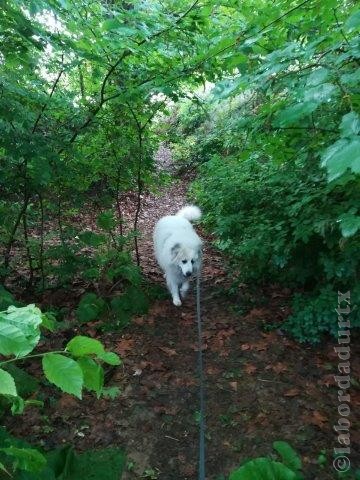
196,260,206,480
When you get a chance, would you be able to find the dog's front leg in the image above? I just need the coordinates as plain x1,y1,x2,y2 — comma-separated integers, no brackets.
180,281,189,299
166,274,181,306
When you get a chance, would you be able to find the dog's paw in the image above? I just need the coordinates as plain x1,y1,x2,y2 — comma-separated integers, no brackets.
173,298,182,306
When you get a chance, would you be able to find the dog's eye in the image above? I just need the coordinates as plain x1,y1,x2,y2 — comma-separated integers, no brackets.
191,259,194,264
182,260,187,264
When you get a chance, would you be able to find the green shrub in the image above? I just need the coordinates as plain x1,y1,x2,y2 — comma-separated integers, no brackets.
192,151,359,342
175,4,360,344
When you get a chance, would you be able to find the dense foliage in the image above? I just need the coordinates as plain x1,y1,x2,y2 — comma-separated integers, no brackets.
0,0,231,294
167,2,360,342
1,0,359,477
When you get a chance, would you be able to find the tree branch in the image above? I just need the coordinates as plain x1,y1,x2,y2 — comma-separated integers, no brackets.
32,61,64,134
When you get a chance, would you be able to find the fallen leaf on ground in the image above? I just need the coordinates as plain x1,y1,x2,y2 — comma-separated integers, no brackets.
244,363,257,375
304,410,328,429
115,338,135,356
318,375,334,388
153,405,180,415
266,362,288,374
158,346,177,356
206,366,221,375
229,381,238,391
283,387,300,397
252,340,268,351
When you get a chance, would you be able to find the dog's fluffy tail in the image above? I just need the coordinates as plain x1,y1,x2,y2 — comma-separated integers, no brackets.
176,205,202,222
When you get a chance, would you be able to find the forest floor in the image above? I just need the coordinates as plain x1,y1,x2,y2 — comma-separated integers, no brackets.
6,160,360,480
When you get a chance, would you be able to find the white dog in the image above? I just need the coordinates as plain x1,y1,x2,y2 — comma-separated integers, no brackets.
153,205,202,306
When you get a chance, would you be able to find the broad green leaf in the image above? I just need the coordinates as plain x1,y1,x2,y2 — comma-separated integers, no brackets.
66,336,105,357
0,305,42,357
340,112,360,137
321,138,360,181
225,53,248,70
42,354,83,399
0,446,46,472
0,321,28,357
345,10,360,31
273,441,302,471
306,68,329,87
229,457,297,480
3,364,38,397
338,213,360,237
77,357,104,396
97,351,122,366
303,83,336,104
341,69,360,87
0,368,17,396
273,102,317,127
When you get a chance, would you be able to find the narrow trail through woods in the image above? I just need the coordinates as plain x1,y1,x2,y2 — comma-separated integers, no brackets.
92,175,351,479
8,171,358,480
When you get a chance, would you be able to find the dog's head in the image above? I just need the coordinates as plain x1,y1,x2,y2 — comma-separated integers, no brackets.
171,243,201,278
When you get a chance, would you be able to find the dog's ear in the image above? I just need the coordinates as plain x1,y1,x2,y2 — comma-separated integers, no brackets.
171,243,181,260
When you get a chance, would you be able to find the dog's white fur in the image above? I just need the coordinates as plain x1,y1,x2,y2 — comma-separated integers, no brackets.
153,205,202,306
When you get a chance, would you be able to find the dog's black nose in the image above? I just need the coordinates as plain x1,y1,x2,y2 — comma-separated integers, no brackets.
186,271,192,277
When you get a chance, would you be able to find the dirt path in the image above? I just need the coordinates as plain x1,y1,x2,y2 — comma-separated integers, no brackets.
8,176,360,479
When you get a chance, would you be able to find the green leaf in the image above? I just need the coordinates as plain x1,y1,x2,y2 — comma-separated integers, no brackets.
77,357,104,396
41,312,57,332
97,211,116,231
341,69,360,87
0,368,17,396
0,446,46,473
101,386,121,399
338,213,360,237
321,137,360,181
97,351,122,366
0,305,42,357
78,231,106,247
273,102,317,127
3,364,38,397
42,354,83,399
76,293,107,323
10,396,25,415
0,286,16,310
306,68,329,87
67,336,105,357
340,112,360,137
303,83,336,104
273,441,302,471
0,321,28,358
345,10,360,31
229,458,297,480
